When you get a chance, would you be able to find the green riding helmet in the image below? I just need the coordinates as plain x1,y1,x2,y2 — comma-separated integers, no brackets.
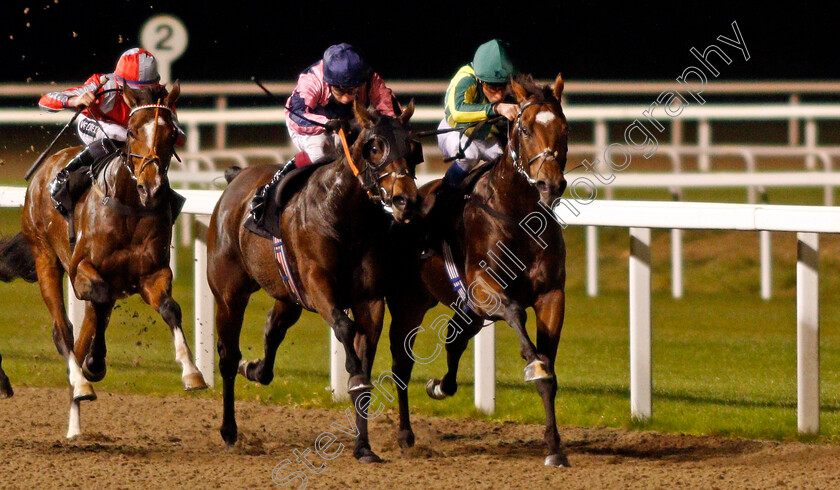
472,39,516,84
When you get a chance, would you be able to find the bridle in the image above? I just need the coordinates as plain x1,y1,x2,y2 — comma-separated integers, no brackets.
122,102,176,180
338,119,414,215
509,100,567,186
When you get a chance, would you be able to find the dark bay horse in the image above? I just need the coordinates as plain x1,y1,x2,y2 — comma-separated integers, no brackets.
0,232,38,398
16,81,206,438
387,75,572,466
208,101,422,462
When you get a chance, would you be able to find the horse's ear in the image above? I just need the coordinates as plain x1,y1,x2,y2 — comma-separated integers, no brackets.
353,100,374,129
398,99,415,126
553,73,564,100
122,86,141,109
165,80,181,106
510,78,529,104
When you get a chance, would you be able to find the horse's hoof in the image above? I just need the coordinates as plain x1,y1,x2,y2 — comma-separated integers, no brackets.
544,453,571,467
66,427,81,439
0,378,12,399
73,382,97,402
183,372,209,391
220,425,237,447
81,356,106,382
347,375,373,393
356,447,384,464
397,429,415,449
237,360,253,379
358,453,384,464
524,360,554,382
425,379,449,400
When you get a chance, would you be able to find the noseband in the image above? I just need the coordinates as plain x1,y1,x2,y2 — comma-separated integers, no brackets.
339,118,413,215
123,103,175,179
509,101,566,186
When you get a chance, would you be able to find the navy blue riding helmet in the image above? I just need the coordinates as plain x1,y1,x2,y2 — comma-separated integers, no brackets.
322,43,369,87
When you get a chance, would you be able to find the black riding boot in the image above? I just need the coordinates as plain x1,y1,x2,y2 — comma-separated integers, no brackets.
249,156,298,227
48,138,116,217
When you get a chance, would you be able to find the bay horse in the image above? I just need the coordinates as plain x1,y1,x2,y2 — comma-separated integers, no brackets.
207,101,422,462
17,81,206,438
387,74,571,466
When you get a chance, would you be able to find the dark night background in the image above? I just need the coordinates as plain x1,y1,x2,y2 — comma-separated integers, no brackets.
0,1,837,84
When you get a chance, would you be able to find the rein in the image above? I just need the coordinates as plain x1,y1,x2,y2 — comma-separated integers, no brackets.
336,126,412,215
90,102,176,217
509,100,565,185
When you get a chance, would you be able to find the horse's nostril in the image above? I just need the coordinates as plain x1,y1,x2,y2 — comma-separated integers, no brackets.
536,180,549,192
393,195,407,209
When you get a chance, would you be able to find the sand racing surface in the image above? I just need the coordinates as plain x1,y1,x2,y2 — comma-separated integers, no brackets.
1,387,839,488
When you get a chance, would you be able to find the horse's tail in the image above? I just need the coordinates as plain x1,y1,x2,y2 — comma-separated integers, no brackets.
0,233,38,283
224,166,243,183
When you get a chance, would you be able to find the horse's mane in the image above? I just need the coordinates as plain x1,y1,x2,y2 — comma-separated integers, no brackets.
514,74,558,104
127,84,170,106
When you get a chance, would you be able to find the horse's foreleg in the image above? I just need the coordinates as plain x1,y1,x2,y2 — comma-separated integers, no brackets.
388,300,430,449
215,291,249,447
0,352,12,398
33,247,94,438
239,300,301,385
139,269,206,390
428,315,483,399
75,300,115,383
533,290,569,467
348,298,385,463
504,302,550,382
307,270,368,391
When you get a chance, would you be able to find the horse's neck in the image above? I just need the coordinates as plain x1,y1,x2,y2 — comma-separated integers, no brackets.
99,156,140,205
484,152,540,216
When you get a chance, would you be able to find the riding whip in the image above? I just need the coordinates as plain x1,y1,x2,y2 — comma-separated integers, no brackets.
251,76,328,128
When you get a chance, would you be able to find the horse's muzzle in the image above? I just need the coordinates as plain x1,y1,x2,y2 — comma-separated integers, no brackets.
391,194,421,224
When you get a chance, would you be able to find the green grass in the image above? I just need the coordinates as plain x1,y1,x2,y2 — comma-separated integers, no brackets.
3,185,840,443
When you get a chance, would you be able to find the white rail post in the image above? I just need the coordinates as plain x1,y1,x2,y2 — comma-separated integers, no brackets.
629,227,652,421
181,122,200,247
215,96,227,149
330,331,349,402
194,217,215,388
170,230,177,281
698,119,711,172
586,226,599,297
805,119,817,171
66,277,84,339
788,95,800,145
474,320,496,414
594,120,613,200
671,229,683,299
796,232,819,435
760,230,772,300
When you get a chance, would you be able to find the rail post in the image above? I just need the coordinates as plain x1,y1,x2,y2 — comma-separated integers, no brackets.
629,227,652,421
194,217,215,388
474,320,496,414
796,232,819,435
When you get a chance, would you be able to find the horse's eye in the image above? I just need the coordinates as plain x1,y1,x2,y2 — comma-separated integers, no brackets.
521,126,530,138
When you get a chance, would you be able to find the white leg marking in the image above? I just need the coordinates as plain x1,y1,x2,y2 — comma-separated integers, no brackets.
67,400,81,439
535,111,556,126
173,328,200,378
67,354,92,399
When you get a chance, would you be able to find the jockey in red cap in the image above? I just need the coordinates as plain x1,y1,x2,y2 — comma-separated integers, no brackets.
39,47,183,217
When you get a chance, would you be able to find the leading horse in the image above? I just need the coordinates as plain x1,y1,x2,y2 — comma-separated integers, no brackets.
387,74,572,466
208,101,422,462
17,81,206,437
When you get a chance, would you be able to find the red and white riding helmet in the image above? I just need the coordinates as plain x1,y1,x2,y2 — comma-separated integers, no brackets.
114,48,160,88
